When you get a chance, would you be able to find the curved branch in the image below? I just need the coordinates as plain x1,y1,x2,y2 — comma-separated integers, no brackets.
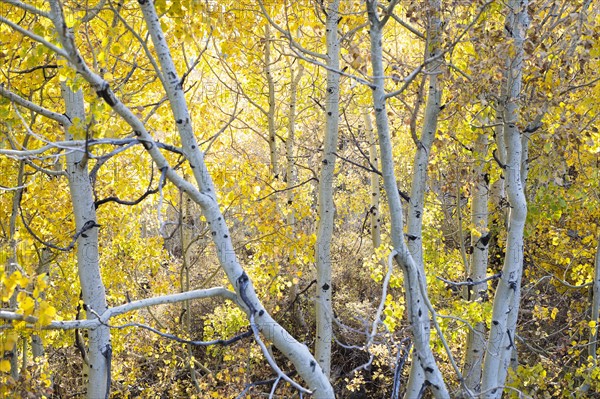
94,186,159,209
0,0,51,18
19,201,100,252
0,287,239,329
249,314,312,395
113,322,252,346
437,272,502,287
0,15,67,58
0,84,70,125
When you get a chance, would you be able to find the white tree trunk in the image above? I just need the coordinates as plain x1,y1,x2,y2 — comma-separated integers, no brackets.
363,108,381,249
491,44,509,231
462,132,490,393
366,2,449,397
481,1,529,397
404,0,444,395
48,1,335,396
406,0,443,268
62,86,110,399
287,64,308,331
286,63,303,220
315,0,341,378
265,24,279,178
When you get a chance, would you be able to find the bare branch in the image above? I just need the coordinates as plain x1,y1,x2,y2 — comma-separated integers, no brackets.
110,3,166,88
385,1,493,99
112,322,252,346
256,177,317,201
8,64,58,74
249,314,312,395
94,185,160,209
0,0,51,19
0,287,239,329
368,250,397,348
19,202,100,252
437,272,502,287
380,0,400,27
257,0,327,61
0,15,67,58
0,84,70,125
390,13,425,39
82,0,106,23
285,46,375,88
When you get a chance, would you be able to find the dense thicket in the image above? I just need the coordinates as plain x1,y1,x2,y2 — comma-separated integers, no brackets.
0,0,598,398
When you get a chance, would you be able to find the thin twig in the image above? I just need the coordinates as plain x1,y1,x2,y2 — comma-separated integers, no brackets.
437,272,502,287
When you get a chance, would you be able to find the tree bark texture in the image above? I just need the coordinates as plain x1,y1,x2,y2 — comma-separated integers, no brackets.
315,0,341,379
366,1,449,397
481,1,529,396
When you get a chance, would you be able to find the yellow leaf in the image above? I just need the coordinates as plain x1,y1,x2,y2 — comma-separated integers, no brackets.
1,332,18,352
38,301,57,326
17,294,36,317
589,320,597,328
18,273,29,288
33,274,48,299
0,360,11,373
1,282,16,302
65,13,75,28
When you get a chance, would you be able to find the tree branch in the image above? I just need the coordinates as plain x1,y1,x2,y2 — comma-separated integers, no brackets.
0,15,67,58
0,84,70,125
257,0,327,61
437,272,502,287
0,287,239,329
0,0,51,19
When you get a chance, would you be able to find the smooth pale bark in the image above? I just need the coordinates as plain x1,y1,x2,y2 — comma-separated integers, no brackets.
287,64,308,331
286,63,303,221
62,86,110,399
481,1,529,397
48,1,334,396
404,0,444,395
462,132,490,393
315,0,340,378
265,24,279,178
363,108,381,249
406,0,443,268
491,47,509,231
490,108,508,230
366,1,449,397
0,287,238,329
